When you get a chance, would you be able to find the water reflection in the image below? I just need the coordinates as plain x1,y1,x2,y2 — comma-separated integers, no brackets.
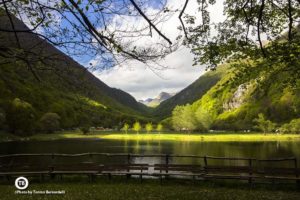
0,139,299,167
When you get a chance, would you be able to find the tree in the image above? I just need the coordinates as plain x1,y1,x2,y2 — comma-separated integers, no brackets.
6,98,36,135
253,113,276,134
156,123,163,134
172,105,186,131
289,119,300,133
280,118,300,133
80,127,90,135
279,123,292,134
195,107,214,131
0,0,179,76
122,123,130,134
39,113,61,133
145,123,153,133
182,105,198,132
185,0,300,86
132,121,141,134
172,104,198,132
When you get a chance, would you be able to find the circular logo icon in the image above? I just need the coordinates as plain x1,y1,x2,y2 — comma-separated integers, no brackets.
15,177,29,190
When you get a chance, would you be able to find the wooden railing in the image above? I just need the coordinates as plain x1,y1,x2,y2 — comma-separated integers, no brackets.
0,153,299,184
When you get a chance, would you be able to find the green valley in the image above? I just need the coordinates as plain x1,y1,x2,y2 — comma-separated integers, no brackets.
1,1,300,199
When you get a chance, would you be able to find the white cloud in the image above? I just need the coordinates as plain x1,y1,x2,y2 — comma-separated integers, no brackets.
95,46,205,100
92,0,226,100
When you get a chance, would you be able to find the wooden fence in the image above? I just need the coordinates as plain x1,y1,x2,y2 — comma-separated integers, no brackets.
0,153,299,184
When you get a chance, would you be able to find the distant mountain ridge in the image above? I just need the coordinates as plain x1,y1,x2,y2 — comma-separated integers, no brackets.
139,92,176,107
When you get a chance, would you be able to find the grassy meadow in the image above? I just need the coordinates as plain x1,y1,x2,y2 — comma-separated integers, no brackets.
1,177,300,200
1,131,300,143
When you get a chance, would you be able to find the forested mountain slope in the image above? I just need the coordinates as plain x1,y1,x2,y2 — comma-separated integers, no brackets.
167,63,300,131
0,12,150,134
152,66,227,119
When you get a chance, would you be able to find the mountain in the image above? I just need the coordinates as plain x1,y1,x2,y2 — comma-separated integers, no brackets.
161,63,300,131
152,66,226,119
0,12,150,133
158,26,300,131
139,92,176,107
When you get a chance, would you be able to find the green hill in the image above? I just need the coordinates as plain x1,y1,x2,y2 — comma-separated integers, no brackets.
0,13,150,134
152,66,226,119
164,62,300,131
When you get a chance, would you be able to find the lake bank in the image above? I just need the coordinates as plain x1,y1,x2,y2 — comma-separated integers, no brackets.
1,131,300,143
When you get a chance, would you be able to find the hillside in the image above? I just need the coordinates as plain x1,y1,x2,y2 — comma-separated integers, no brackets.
0,12,150,133
166,61,300,131
152,66,227,119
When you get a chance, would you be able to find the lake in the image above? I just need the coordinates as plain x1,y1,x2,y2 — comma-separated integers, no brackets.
1,139,300,168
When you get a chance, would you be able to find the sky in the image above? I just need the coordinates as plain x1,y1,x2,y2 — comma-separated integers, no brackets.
18,0,225,100
92,0,225,100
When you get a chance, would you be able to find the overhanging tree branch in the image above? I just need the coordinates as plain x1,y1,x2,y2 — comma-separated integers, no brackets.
179,0,189,39
129,0,172,45
257,0,266,57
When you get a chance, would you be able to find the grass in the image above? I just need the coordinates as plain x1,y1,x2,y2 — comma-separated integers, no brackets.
1,131,300,142
101,132,300,142
0,176,300,200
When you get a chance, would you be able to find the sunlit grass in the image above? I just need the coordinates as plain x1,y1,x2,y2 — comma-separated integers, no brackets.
101,133,300,142
2,131,300,142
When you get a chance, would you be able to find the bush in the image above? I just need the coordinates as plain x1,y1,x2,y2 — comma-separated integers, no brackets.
122,123,129,134
279,118,300,134
253,113,276,134
0,109,5,129
145,122,153,133
40,113,61,133
80,127,90,134
132,121,141,134
156,123,163,133
172,104,198,132
6,98,36,135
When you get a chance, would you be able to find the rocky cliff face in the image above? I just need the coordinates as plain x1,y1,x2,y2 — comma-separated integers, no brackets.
223,83,250,111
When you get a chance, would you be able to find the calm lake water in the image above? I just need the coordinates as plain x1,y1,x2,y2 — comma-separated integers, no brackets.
1,139,300,168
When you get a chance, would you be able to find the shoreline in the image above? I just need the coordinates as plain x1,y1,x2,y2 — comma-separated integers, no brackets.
1,131,300,143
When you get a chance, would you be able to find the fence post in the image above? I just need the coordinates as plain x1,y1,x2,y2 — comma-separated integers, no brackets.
51,153,54,170
294,158,299,185
248,159,252,184
50,153,55,179
127,154,131,179
165,154,169,173
204,156,208,177
127,154,131,164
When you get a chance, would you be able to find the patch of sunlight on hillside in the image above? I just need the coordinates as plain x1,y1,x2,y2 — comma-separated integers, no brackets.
81,97,107,109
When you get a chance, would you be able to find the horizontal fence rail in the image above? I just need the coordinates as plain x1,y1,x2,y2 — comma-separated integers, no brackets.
0,153,299,184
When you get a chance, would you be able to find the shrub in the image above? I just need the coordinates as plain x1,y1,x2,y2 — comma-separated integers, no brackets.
145,122,153,133
172,104,198,132
279,119,300,134
122,123,130,134
6,98,36,135
132,121,141,134
289,119,300,133
40,113,61,133
279,123,291,134
80,127,90,135
156,123,163,133
253,113,276,134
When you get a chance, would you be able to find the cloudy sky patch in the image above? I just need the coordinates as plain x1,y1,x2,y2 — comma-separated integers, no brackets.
95,46,205,100
92,0,225,100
